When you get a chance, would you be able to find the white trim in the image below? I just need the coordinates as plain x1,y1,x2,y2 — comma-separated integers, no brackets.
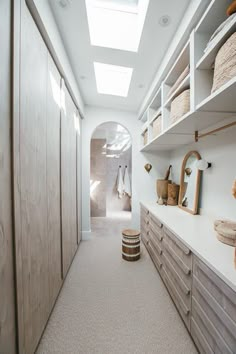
122,251,140,257
82,230,92,241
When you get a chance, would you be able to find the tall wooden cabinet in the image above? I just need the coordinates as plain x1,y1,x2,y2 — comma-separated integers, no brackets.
0,1,82,353
0,0,17,353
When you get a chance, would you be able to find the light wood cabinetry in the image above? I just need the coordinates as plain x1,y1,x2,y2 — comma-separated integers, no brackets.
10,2,82,353
61,81,78,277
0,0,17,353
140,205,236,353
191,256,236,354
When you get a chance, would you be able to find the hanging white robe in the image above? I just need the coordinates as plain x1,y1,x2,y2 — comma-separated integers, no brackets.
117,167,124,199
123,167,131,197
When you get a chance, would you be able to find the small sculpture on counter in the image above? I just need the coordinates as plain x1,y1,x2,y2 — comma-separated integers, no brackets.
156,165,172,204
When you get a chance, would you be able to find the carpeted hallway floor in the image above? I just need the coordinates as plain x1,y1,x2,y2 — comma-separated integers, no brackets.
36,216,197,354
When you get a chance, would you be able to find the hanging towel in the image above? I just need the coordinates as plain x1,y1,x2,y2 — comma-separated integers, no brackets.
117,167,124,199
123,166,131,198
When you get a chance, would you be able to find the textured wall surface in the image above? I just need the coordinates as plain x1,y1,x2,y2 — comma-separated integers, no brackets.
90,139,107,217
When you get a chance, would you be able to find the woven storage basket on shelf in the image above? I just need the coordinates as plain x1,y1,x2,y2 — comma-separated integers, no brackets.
143,129,148,145
212,32,236,93
170,89,190,125
152,114,162,138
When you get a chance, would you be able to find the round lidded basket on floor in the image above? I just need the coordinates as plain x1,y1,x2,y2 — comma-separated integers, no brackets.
122,229,140,261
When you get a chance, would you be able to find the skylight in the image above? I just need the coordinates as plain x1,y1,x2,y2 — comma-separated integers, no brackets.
94,62,133,97
85,0,149,52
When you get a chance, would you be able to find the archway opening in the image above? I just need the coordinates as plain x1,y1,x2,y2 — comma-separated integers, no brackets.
90,122,132,219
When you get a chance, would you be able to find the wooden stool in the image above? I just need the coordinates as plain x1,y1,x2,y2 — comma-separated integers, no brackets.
122,229,140,261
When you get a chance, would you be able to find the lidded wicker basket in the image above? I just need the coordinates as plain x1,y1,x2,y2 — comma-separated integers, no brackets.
212,32,236,93
152,114,162,138
170,89,190,125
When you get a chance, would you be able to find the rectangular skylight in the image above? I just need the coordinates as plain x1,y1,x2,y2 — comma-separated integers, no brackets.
94,62,133,97
85,0,149,52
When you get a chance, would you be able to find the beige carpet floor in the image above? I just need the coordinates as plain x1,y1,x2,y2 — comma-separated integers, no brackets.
37,216,197,354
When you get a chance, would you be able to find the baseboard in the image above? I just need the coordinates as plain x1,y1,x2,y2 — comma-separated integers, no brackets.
82,230,92,241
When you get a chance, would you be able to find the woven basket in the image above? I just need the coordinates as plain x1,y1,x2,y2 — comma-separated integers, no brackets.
212,32,236,93
143,129,148,145
170,89,190,125
152,114,162,138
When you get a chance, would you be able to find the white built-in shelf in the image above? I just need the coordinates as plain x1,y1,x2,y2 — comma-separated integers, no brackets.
197,76,236,112
196,15,236,70
164,74,190,108
140,0,236,152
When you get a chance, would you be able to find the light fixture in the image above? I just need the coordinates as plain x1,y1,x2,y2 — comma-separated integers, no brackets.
58,0,71,8
196,159,212,171
85,0,150,52
94,62,133,97
159,15,171,27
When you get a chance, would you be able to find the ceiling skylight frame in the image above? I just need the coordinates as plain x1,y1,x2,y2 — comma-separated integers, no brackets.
94,62,133,97
85,0,150,52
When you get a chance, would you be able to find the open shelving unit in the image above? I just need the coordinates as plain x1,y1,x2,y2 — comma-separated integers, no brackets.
140,0,236,152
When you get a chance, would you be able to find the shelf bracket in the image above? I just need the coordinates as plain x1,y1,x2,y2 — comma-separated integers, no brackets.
195,121,236,143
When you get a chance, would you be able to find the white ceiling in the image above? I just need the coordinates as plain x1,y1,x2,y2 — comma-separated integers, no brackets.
49,0,190,112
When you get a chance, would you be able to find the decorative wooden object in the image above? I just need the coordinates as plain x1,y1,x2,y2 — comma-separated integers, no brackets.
214,220,236,267
164,165,172,180
178,151,201,215
156,179,171,204
227,0,236,16
144,163,152,173
167,183,180,206
122,229,140,261
232,179,236,198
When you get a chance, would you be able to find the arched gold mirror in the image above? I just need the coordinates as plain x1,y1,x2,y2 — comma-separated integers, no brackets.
178,151,202,215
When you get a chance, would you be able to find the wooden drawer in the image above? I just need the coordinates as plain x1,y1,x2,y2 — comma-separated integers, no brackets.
192,256,236,353
162,237,192,288
146,239,163,272
161,264,191,330
164,226,191,268
149,213,163,229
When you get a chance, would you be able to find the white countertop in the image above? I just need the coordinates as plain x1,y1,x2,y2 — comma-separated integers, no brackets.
140,201,236,292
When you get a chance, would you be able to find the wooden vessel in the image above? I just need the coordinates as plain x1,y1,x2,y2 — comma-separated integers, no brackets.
122,229,140,261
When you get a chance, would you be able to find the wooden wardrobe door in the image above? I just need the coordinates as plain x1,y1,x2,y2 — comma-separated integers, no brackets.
61,83,78,277
18,3,49,353
76,112,82,245
0,0,17,352
46,55,63,307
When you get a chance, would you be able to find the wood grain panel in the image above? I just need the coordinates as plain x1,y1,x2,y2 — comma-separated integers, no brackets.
0,0,17,352
76,115,82,245
61,82,78,277
19,3,50,352
46,55,63,307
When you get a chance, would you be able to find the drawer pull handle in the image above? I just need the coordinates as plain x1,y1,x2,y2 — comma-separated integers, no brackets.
163,240,191,276
164,228,190,255
162,253,190,296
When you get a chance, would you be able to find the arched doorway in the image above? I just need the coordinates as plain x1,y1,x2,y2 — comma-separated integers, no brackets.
90,122,132,219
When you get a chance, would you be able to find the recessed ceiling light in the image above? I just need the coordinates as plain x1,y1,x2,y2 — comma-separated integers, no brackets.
85,0,150,52
57,0,71,8
80,75,87,80
138,84,145,89
94,62,133,97
159,15,171,27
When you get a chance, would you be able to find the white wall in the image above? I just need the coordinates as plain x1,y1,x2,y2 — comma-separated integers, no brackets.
28,0,84,116
81,106,170,237
170,124,236,220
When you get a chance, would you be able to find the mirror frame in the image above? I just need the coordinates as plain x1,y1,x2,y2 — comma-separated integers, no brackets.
178,151,202,215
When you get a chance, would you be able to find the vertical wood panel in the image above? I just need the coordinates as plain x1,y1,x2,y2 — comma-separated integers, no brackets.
19,3,49,353
47,55,63,307
76,113,82,245
0,0,17,352
61,82,78,277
